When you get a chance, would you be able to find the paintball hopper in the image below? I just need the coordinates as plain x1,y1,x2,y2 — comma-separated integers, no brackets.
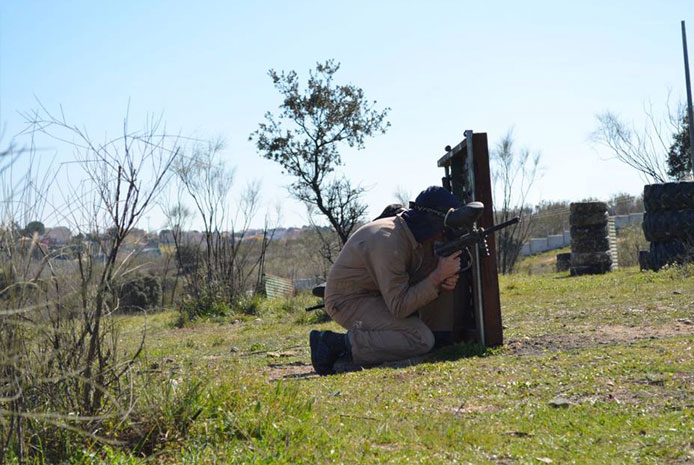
444,201,484,230
312,283,326,298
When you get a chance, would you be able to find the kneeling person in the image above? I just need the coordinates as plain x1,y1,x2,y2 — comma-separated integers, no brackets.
310,186,462,375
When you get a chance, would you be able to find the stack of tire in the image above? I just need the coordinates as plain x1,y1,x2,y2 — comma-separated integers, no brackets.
569,202,612,276
642,181,694,271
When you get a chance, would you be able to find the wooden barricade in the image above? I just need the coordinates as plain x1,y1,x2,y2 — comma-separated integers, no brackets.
437,131,503,347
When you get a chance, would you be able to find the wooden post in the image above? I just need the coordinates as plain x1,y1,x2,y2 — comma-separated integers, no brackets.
682,21,694,175
438,131,504,347
471,133,503,346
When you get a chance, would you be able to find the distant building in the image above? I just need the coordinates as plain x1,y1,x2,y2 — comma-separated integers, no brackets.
43,227,72,245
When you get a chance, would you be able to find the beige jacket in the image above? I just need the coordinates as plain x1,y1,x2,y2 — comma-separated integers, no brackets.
325,215,440,319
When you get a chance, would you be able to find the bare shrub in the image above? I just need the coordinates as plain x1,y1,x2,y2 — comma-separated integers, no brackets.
0,107,180,461
169,141,276,320
593,100,688,183
491,130,541,274
528,200,570,238
608,192,644,215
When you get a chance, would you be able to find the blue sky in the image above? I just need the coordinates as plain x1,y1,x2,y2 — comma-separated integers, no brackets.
1,1,692,230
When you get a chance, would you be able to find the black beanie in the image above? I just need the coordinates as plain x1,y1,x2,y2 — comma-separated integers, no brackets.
402,186,460,243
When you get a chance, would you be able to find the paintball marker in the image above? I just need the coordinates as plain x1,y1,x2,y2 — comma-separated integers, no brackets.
434,201,520,271
435,215,520,257
305,284,326,312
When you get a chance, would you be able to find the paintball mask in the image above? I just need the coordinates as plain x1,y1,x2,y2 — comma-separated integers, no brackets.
409,200,485,235
442,201,485,231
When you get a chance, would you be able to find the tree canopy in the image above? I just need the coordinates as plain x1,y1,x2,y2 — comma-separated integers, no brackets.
251,60,390,246
23,221,45,237
666,113,692,180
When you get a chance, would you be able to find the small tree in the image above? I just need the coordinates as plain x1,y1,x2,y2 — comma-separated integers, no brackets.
172,141,269,312
118,274,162,312
3,106,180,460
34,108,178,415
22,220,45,237
251,59,390,248
607,192,644,215
593,100,688,183
160,201,193,304
529,200,570,238
666,113,692,179
491,130,540,274
174,140,235,293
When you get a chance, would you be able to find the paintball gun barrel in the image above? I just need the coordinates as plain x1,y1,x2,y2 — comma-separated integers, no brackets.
434,216,520,258
305,302,325,311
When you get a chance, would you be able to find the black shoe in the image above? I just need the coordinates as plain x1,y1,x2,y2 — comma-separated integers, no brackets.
432,331,454,349
310,330,348,376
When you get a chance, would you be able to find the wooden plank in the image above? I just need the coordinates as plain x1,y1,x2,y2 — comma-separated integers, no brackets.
443,135,475,343
437,138,467,167
438,131,504,347
471,133,504,346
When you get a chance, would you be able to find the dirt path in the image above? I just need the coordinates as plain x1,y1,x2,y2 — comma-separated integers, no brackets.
506,319,694,355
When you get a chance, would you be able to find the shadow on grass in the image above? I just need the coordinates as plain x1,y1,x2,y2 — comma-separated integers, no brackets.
266,342,493,380
427,342,489,362
333,342,491,374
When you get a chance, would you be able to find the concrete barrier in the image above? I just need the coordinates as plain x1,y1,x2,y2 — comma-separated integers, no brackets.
529,238,549,254
547,234,565,249
629,212,644,224
614,215,630,229
519,214,643,257
614,212,644,230
520,231,570,256
520,243,531,256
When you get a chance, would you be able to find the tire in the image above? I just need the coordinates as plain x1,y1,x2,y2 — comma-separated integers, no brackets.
643,181,694,212
570,264,611,276
649,240,690,270
571,235,610,253
642,210,694,242
570,202,608,215
638,250,650,271
570,225,608,241
569,211,608,227
556,253,571,272
570,251,612,267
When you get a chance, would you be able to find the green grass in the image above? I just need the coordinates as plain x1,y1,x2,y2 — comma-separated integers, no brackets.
514,246,570,275
52,266,694,463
